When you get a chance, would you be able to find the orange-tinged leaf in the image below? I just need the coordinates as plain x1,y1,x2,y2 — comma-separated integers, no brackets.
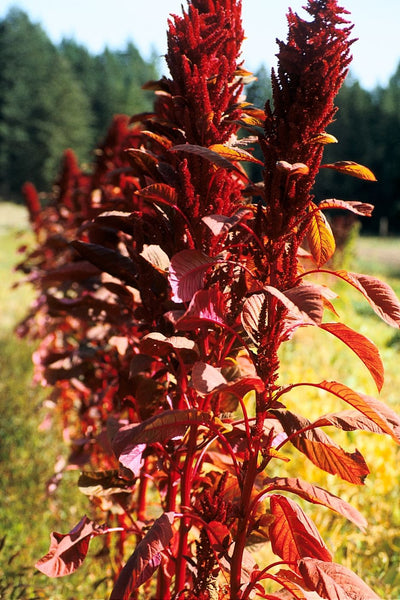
321,161,377,181
269,495,332,573
299,558,380,600
318,199,374,217
141,130,173,149
336,271,400,328
276,161,309,175
134,183,179,209
307,205,336,267
310,132,338,145
313,380,398,440
272,409,369,484
320,323,384,391
171,143,246,174
208,143,264,166
267,477,367,531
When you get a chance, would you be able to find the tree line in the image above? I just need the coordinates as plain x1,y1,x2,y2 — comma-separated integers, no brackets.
1,8,399,232
0,8,157,198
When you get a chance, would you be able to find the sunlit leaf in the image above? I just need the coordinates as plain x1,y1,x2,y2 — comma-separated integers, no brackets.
269,495,332,573
276,161,309,175
336,270,400,328
169,250,216,302
35,516,113,577
310,132,338,145
318,199,374,217
110,513,174,599
141,130,173,149
320,323,384,391
171,143,245,174
139,332,199,359
134,183,179,206
191,361,227,394
141,245,170,271
265,477,367,531
78,470,135,497
299,558,380,599
321,161,377,181
208,143,263,166
272,409,369,484
306,204,336,267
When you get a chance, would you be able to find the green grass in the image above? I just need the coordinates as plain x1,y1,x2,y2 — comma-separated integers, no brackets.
1,203,400,597
0,204,111,599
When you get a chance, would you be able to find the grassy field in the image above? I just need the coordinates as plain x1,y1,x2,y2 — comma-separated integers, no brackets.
1,203,400,598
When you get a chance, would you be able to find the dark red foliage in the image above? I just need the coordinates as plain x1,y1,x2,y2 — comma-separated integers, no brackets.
18,1,400,599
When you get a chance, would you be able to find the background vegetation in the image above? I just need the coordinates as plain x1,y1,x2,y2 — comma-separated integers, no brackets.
0,8,400,233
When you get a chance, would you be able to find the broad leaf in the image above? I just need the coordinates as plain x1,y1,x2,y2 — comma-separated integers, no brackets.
35,516,112,577
265,477,366,531
208,143,263,166
299,558,380,599
176,288,227,329
78,470,135,497
191,362,227,394
321,161,377,181
318,199,374,217
306,205,336,267
311,380,398,441
140,332,200,359
272,410,369,484
141,245,170,271
310,132,338,145
336,271,400,328
319,323,384,391
276,161,310,175
269,495,332,573
169,250,215,302
110,512,174,599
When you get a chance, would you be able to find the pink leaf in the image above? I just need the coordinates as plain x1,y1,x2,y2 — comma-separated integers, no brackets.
110,512,174,599
337,271,400,328
168,250,215,303
176,288,227,329
191,362,227,394
202,208,253,236
318,199,374,217
320,323,384,391
299,558,380,599
35,516,113,577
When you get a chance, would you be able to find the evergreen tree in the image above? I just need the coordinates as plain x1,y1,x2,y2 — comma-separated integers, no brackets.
0,9,93,196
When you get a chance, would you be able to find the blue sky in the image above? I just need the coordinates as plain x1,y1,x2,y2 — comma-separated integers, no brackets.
0,0,399,89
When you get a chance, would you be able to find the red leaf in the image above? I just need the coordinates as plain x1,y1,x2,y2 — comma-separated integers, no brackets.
269,495,332,573
35,516,112,577
273,410,369,484
113,409,226,471
321,161,377,181
337,271,400,328
265,477,367,531
299,558,380,599
110,512,174,599
176,288,227,329
311,381,398,442
318,199,374,217
319,323,384,391
134,183,179,207
168,250,215,303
